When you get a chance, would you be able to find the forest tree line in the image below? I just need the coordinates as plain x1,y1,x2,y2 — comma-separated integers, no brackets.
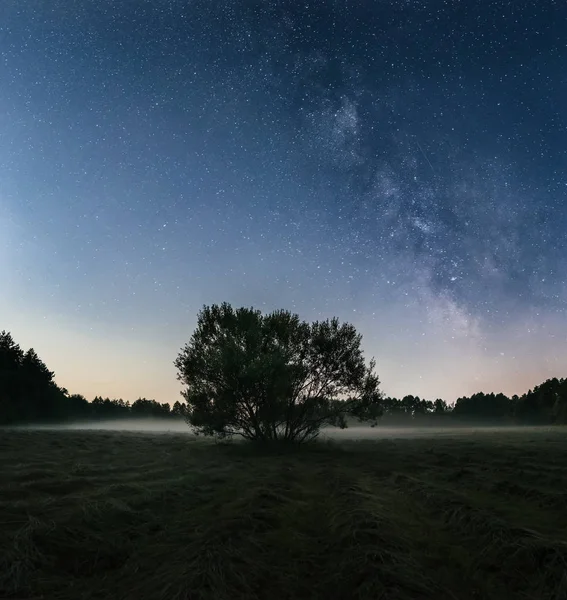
1,329,566,426
0,330,185,425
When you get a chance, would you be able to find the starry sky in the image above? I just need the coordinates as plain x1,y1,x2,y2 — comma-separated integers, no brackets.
1,0,566,404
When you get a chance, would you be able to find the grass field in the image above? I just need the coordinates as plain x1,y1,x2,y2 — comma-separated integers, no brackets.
1,427,567,600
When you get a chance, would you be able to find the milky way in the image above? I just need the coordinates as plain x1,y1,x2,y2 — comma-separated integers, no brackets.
1,0,566,402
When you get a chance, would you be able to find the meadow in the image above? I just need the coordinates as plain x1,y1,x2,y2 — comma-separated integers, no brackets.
1,426,567,599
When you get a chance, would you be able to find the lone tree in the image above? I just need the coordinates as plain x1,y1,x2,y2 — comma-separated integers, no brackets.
174,303,382,443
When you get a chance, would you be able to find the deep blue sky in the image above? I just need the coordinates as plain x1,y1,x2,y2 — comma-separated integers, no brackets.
1,0,566,402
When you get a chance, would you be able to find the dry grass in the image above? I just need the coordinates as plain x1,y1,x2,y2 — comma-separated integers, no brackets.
1,427,567,599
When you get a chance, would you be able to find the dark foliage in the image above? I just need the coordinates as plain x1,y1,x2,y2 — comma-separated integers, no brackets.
175,303,383,442
2,327,567,428
0,330,183,425
381,382,567,426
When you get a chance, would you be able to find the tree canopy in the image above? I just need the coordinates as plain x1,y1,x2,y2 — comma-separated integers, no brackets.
174,303,383,443
0,330,179,424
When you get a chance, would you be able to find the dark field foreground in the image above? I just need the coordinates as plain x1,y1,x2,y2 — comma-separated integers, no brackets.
2,429,567,600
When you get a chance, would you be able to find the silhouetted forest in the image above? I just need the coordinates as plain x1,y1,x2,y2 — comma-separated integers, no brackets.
380,387,567,425
0,331,185,425
1,329,567,426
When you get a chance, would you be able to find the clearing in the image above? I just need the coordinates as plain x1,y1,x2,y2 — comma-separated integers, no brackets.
1,427,566,599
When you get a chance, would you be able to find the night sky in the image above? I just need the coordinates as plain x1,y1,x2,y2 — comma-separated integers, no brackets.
2,0,566,404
